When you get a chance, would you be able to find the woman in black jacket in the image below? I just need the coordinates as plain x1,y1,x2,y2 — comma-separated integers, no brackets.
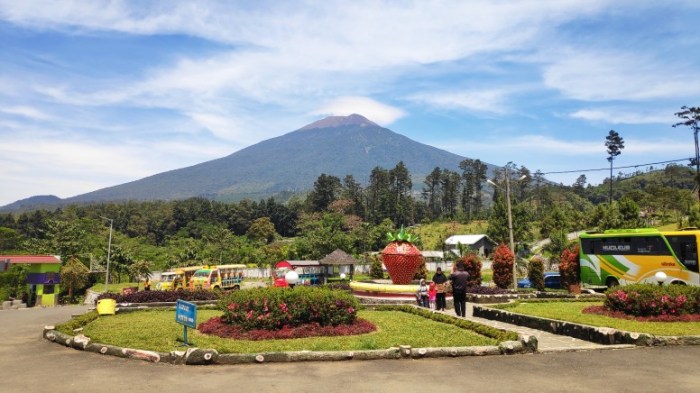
431,267,448,311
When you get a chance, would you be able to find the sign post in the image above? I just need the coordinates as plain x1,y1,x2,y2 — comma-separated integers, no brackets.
175,299,197,346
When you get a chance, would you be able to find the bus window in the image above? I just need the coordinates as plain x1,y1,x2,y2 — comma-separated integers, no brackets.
667,235,699,273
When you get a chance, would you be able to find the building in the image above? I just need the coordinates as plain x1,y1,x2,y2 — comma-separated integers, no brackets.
444,235,497,258
0,255,62,306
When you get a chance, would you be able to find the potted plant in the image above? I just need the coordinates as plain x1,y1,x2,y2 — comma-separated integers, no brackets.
381,226,423,285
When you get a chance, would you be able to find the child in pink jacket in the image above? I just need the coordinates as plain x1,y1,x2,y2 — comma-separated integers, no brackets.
428,282,437,311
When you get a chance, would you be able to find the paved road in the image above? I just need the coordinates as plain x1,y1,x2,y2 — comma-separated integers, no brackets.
2,306,700,393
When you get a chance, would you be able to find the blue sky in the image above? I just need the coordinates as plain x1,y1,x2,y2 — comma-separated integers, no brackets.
1,1,699,206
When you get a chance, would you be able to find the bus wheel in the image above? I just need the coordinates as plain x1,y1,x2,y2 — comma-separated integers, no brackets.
670,281,686,286
232,285,240,291
606,277,620,288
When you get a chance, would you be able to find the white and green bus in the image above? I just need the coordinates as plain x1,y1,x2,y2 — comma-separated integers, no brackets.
579,228,700,289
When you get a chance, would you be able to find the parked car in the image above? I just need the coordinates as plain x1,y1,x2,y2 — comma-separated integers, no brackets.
517,272,561,289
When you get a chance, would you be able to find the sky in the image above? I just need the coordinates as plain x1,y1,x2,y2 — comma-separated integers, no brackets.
1,0,699,206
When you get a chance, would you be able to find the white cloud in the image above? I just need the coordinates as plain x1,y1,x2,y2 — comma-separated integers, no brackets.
543,50,700,101
311,97,405,126
0,106,54,121
569,108,675,124
407,87,523,114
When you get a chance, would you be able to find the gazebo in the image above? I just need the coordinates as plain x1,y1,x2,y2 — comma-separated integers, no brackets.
319,249,360,279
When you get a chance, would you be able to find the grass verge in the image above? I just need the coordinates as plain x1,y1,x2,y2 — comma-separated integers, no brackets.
493,301,700,336
57,309,500,353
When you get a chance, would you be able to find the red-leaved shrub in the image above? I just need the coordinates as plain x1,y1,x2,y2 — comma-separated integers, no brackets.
559,244,580,288
198,316,376,340
492,244,514,289
458,253,482,287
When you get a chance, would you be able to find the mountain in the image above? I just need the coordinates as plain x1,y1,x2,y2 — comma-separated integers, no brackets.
0,195,63,212
2,114,495,210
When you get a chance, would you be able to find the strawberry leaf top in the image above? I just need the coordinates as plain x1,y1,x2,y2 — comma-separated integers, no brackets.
386,225,419,244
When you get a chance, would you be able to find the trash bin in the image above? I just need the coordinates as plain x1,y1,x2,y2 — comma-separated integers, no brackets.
96,298,116,315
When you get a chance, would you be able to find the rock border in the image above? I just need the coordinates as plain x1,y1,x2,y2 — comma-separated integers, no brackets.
43,308,537,365
473,304,700,346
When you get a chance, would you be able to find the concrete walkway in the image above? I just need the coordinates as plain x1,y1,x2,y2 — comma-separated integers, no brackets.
439,303,635,353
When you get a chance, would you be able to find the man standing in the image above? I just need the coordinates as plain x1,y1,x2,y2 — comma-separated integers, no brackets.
449,261,470,317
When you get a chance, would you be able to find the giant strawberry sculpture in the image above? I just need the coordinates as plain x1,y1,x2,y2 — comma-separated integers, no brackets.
381,227,423,285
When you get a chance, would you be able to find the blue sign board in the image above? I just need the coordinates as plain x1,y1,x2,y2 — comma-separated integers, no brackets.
175,299,197,329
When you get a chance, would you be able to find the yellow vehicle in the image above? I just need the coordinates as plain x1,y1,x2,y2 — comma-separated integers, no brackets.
157,266,206,291
580,228,700,288
191,264,246,291
156,272,181,290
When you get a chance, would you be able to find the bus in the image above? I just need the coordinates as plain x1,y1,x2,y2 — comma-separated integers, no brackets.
156,265,206,291
579,228,700,289
191,264,246,291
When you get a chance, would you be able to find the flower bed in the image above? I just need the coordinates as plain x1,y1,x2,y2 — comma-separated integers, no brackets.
583,305,700,322
198,316,376,340
96,289,219,304
604,284,700,317
217,286,359,331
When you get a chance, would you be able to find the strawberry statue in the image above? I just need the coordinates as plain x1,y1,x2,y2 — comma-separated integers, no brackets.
381,226,423,285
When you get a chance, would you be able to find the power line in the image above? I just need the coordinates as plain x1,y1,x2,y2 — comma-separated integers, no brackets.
541,157,693,175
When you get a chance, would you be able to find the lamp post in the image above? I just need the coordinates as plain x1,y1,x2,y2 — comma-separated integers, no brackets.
100,217,113,293
487,164,527,290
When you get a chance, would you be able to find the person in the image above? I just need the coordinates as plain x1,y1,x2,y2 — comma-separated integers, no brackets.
432,267,448,311
428,281,437,311
144,278,151,291
449,261,470,317
417,278,429,308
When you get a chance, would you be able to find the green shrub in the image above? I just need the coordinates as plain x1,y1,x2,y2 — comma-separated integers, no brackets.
458,253,482,287
604,284,700,316
369,254,384,279
558,244,580,288
220,286,359,331
0,286,8,302
528,256,545,291
492,244,514,289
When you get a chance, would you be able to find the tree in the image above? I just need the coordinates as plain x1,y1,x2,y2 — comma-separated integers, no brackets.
388,161,414,226
573,174,587,196
342,175,366,219
60,257,90,302
673,106,700,200
246,217,277,243
307,174,342,212
492,244,514,289
366,166,390,224
422,167,442,219
605,130,625,204
127,260,152,284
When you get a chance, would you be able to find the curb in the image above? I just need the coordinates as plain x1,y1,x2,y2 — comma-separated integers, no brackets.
42,308,537,365
473,304,700,347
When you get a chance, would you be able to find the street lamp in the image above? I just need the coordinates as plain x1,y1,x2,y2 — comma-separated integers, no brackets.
100,217,113,293
285,270,299,288
655,271,667,286
487,165,527,290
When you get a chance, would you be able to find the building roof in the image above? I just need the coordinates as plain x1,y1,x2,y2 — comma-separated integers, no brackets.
319,249,360,265
444,235,496,246
0,255,62,264
280,260,321,267
421,251,444,258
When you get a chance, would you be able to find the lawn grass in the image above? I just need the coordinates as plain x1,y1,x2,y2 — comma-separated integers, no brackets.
88,282,141,293
495,301,700,336
74,309,498,353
